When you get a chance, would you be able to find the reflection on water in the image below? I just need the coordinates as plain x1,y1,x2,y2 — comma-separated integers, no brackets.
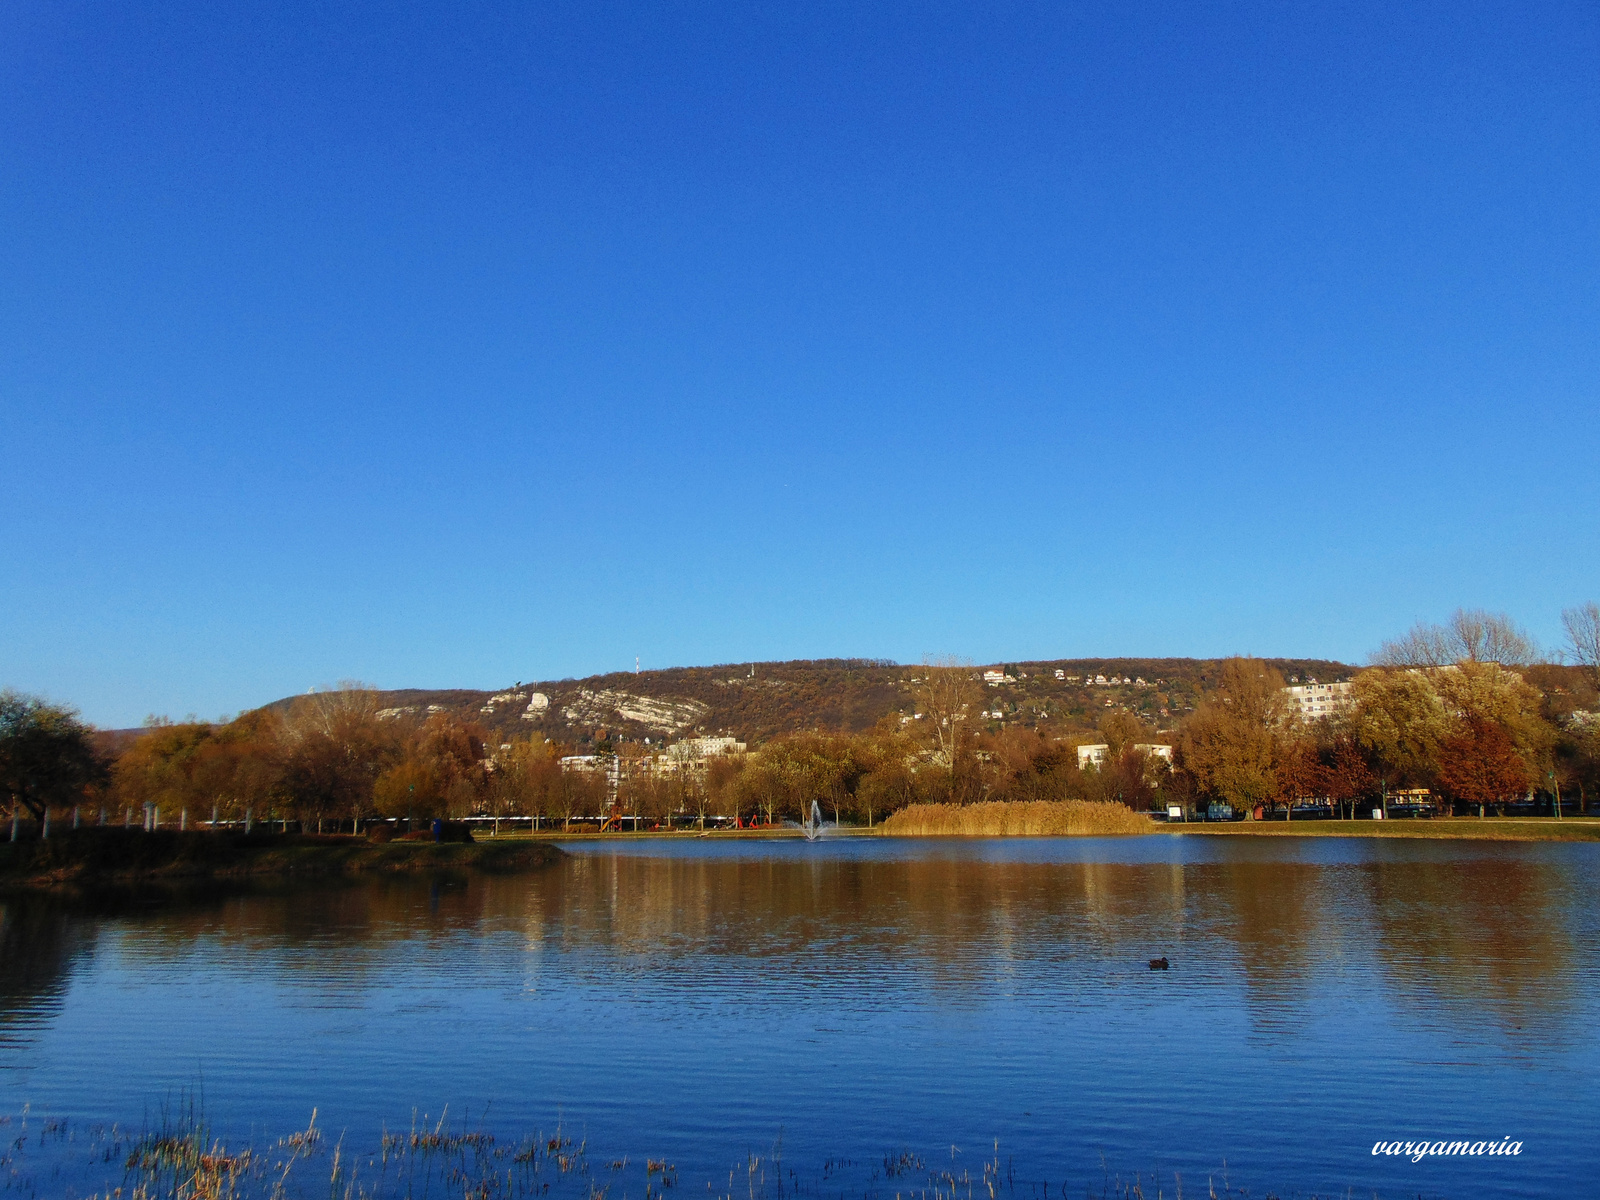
1,837,1596,1198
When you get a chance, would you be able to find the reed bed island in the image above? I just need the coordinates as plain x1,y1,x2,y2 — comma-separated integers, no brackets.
879,799,1154,836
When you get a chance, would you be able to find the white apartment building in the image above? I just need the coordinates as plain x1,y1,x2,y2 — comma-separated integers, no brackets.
1077,743,1109,768
656,736,747,775
1283,681,1354,720
1078,742,1172,769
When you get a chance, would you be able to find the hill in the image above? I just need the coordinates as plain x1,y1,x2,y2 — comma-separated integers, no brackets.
256,656,1356,749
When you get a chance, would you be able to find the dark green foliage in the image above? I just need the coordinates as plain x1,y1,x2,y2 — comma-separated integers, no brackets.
0,691,107,820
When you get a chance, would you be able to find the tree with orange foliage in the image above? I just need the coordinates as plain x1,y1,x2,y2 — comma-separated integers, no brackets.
1273,736,1325,821
1437,717,1531,817
1323,736,1376,820
373,714,490,822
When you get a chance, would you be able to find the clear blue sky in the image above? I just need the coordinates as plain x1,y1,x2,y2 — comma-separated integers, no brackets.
3,1,1597,728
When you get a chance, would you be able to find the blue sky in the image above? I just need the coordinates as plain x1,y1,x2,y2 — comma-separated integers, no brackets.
3,1,1597,727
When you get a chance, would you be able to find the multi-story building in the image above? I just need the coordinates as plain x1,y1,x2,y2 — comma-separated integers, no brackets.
656,736,747,776
1077,743,1109,768
1282,681,1354,721
1077,742,1173,769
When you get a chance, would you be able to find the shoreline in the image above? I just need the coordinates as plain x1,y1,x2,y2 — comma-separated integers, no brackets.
6,815,1597,890
487,815,1600,843
0,829,564,891
1168,816,1600,841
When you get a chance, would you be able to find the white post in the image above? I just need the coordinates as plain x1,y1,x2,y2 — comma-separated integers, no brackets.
73,805,81,830
9,808,17,842
153,805,160,831
181,808,187,831
212,804,218,829
41,809,50,840
98,806,106,826
245,807,252,834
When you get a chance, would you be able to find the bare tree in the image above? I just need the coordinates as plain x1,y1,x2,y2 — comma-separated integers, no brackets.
1563,602,1600,692
1373,609,1539,667
911,657,982,801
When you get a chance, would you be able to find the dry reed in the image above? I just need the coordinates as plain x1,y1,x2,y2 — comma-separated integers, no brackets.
879,800,1154,837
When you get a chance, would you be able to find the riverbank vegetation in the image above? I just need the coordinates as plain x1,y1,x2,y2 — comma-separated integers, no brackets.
0,828,562,888
880,800,1153,836
4,604,1599,839
0,1101,1311,1200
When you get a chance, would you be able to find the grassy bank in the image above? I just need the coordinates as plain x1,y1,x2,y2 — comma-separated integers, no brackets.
1176,816,1600,842
0,828,564,888
879,799,1154,836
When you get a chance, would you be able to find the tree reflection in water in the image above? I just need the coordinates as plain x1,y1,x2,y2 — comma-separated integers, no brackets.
0,839,1594,1200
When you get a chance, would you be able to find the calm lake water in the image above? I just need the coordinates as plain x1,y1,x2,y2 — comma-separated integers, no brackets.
2,835,1596,1199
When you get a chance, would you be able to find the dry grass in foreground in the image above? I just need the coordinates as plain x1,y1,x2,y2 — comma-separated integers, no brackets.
880,800,1154,837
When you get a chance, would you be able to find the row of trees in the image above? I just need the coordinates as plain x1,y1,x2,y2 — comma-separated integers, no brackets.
6,606,1599,830
1178,607,1600,818
104,687,609,830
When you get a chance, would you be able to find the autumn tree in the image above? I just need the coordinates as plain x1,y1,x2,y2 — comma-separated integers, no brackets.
1351,668,1451,789
487,735,559,827
1098,711,1149,757
1431,661,1553,769
1103,746,1160,811
1178,658,1287,817
1437,717,1531,817
282,684,403,828
1273,735,1325,821
112,720,220,818
854,746,917,825
373,714,490,821
733,756,785,826
543,761,605,830
704,754,746,824
1322,735,1377,820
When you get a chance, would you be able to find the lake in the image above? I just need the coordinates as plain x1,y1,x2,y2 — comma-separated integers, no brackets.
2,835,1596,1198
